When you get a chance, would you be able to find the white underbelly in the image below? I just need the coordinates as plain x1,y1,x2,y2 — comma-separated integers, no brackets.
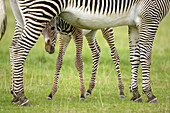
59,6,137,29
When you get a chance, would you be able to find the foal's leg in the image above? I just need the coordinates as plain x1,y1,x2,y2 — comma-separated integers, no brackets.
47,34,71,99
85,30,101,95
128,26,142,102
101,28,125,98
72,28,86,100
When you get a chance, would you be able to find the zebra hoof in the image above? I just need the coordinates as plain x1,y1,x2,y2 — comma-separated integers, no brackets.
47,97,52,100
80,95,85,101
86,89,91,96
18,99,31,106
120,95,125,98
131,96,143,102
120,92,125,98
85,91,91,96
85,93,90,96
80,98,85,101
147,98,158,103
11,97,20,104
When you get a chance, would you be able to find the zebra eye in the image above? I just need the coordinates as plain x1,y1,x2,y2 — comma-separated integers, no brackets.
51,27,55,30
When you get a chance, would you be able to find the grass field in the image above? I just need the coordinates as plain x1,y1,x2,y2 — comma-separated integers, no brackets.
0,1,170,113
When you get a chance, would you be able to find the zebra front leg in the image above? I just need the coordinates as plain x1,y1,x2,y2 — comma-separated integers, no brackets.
139,23,158,103
9,22,23,104
101,28,125,98
47,34,71,100
128,26,142,102
72,28,86,100
11,23,42,106
85,30,100,95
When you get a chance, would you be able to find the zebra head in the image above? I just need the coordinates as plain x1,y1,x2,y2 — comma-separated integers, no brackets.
42,17,57,54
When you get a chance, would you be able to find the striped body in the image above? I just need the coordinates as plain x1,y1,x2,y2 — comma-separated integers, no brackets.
9,0,170,105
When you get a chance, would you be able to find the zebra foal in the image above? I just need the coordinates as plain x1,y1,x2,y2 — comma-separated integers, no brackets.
42,17,124,100
10,0,170,105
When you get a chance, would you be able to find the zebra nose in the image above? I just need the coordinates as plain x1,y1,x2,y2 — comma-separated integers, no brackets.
45,45,55,54
49,46,55,54
45,39,55,54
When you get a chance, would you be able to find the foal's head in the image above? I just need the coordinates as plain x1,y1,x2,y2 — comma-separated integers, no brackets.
42,18,58,54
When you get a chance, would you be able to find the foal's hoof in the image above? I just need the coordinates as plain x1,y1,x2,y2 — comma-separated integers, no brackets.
120,92,125,98
80,95,85,101
86,90,91,96
47,97,52,100
120,95,125,98
131,96,143,102
147,98,158,103
80,98,85,101
85,92,91,96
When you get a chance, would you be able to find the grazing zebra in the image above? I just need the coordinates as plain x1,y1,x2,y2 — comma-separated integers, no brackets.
42,17,124,100
10,0,124,103
9,0,124,104
10,0,170,105
0,0,7,39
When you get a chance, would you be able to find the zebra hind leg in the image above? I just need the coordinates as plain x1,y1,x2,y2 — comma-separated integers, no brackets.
128,26,143,102
73,28,86,100
85,30,100,96
101,28,125,98
139,23,159,103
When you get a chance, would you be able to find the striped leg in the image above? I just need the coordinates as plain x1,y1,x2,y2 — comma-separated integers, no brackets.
139,22,158,103
47,34,71,100
11,23,43,106
72,28,86,100
9,22,23,104
128,26,142,102
101,28,125,98
85,30,100,95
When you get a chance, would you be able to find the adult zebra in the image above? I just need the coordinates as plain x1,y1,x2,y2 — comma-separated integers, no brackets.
0,0,7,40
9,0,124,105
10,0,169,105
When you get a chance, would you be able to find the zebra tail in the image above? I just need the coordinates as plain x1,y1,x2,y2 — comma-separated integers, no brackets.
0,0,7,40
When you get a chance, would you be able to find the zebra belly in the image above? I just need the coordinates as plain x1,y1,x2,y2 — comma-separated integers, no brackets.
59,7,137,29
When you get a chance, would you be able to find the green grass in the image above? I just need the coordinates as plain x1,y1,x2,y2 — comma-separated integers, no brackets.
0,1,170,113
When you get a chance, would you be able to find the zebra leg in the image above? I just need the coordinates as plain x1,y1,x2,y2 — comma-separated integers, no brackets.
85,30,100,95
128,26,142,102
101,28,125,98
72,28,86,100
9,22,23,104
139,23,158,103
11,23,43,106
47,34,71,100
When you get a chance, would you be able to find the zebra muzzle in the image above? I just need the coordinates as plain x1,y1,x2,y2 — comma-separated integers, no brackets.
45,40,55,54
